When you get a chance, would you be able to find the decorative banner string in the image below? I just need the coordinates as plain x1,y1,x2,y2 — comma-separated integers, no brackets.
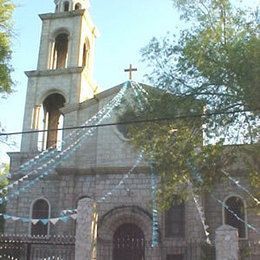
2,106,105,183
19,82,129,173
0,212,77,225
150,161,159,247
44,152,145,219
129,83,160,247
0,152,145,224
0,81,146,222
61,84,259,235
187,181,211,244
221,169,260,205
0,84,127,193
0,81,129,191
0,82,129,204
132,81,149,102
131,81,144,109
1,106,116,202
186,161,211,243
211,194,258,233
97,152,144,202
188,160,258,233
62,85,147,212
62,83,146,204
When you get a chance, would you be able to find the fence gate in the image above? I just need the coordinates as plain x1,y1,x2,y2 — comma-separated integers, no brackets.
113,223,145,260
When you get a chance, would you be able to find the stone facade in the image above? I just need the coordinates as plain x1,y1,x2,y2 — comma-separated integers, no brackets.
4,1,259,260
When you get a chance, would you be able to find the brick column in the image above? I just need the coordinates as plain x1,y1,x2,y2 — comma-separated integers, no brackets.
215,225,239,260
75,197,98,260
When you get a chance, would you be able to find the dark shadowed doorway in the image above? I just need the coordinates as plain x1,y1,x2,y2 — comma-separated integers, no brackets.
113,223,145,260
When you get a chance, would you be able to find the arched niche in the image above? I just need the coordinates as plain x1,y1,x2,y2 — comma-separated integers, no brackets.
82,39,90,67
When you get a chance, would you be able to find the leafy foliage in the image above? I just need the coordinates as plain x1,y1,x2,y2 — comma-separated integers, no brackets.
142,0,259,135
0,163,9,233
0,0,14,97
119,0,260,208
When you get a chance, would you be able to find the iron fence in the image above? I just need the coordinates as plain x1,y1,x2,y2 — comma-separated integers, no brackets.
0,235,259,260
0,234,75,260
96,239,216,260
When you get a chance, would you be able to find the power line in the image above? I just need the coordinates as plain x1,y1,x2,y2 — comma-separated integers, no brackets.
0,108,258,137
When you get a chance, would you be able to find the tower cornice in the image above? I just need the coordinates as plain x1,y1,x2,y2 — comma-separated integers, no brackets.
39,9,85,20
25,67,85,77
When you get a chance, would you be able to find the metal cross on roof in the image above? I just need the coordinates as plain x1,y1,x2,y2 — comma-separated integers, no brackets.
124,64,137,80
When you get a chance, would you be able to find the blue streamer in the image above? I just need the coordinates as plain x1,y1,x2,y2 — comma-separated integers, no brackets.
150,161,159,247
188,160,258,234
1,82,130,205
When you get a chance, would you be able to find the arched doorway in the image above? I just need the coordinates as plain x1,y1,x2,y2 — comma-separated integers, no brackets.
113,223,145,260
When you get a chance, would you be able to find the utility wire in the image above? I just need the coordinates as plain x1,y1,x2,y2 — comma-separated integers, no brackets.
0,108,259,137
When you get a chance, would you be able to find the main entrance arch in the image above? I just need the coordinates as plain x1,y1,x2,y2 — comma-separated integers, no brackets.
113,223,145,260
98,206,154,260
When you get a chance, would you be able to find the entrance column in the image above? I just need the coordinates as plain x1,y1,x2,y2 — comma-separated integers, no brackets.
75,197,98,260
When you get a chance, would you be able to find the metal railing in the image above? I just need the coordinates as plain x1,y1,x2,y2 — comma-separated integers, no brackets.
0,235,259,260
0,234,75,260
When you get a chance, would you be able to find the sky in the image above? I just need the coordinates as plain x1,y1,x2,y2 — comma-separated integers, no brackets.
0,0,180,162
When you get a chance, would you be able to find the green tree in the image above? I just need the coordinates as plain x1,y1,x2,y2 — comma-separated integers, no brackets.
0,0,15,97
0,163,9,233
119,0,259,208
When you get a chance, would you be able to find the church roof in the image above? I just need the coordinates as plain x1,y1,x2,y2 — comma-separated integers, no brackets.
77,81,152,110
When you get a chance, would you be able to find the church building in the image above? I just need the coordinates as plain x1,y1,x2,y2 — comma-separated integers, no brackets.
1,1,259,259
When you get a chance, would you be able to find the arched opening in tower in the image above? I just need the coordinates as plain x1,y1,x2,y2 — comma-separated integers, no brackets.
75,3,82,10
41,93,66,149
64,1,70,12
82,40,90,67
53,33,69,69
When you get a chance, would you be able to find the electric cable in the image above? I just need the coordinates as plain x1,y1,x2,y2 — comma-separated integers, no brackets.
0,108,259,137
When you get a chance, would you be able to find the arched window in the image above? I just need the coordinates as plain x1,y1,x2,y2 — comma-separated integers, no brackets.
82,40,90,67
224,196,246,238
53,33,69,69
64,1,70,12
75,3,82,10
42,93,65,149
113,223,145,260
31,199,50,236
165,199,185,237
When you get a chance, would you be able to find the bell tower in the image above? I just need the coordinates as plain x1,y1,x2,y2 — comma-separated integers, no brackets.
20,0,99,152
